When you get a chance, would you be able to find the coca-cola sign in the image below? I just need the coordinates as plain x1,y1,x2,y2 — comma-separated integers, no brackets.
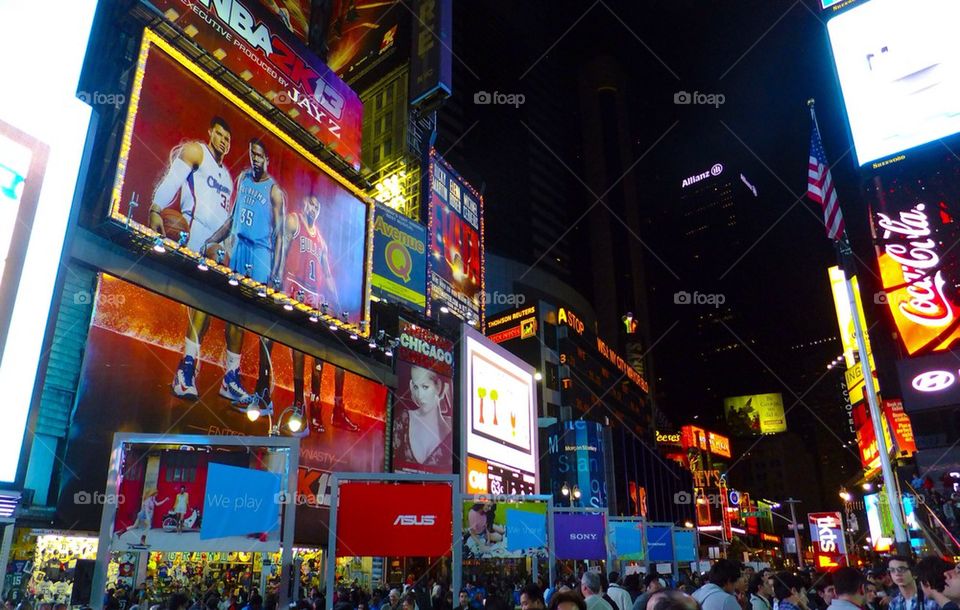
874,197,960,355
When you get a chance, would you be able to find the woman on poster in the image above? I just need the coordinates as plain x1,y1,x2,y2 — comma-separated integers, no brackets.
394,365,453,468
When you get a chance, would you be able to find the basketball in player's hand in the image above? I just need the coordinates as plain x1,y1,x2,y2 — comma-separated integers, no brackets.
159,208,190,240
203,242,229,267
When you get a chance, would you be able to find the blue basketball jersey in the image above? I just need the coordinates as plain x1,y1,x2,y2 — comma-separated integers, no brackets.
233,170,276,249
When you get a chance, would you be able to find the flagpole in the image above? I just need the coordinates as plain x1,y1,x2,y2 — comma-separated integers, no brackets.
808,99,910,555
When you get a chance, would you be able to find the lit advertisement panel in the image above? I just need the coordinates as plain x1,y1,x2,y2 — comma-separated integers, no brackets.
828,266,872,368
723,394,787,435
546,420,608,508
111,32,371,334
808,511,847,569
146,0,363,170
896,350,960,411
461,325,537,495
392,320,454,474
372,203,427,312
326,0,404,81
870,170,960,357
827,0,960,167
427,150,483,324
58,274,388,544
0,0,95,485
258,0,313,42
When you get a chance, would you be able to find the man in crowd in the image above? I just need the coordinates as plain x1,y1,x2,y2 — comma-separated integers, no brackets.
827,568,866,610
749,573,774,610
811,577,837,610
520,585,546,610
608,573,633,610
549,591,587,610
582,572,614,610
773,572,808,610
888,555,940,610
634,575,665,610
692,559,744,610
453,591,470,610
916,556,960,610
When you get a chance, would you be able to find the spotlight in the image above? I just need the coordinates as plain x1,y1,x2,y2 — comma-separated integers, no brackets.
561,483,570,497
349,331,358,341
683,521,694,529
309,314,318,323
228,274,239,287
534,371,543,381
359,320,368,333
245,403,261,422
440,305,450,314
152,237,165,253
329,322,338,331
283,302,294,311
572,486,582,500
197,260,208,271
257,286,267,298
178,231,189,247
368,338,378,349
862,482,873,491
287,405,304,433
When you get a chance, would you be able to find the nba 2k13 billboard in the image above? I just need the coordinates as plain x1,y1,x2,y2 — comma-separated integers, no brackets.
110,30,371,335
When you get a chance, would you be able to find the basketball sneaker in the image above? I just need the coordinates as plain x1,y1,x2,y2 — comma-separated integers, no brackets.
220,368,252,404
172,356,199,400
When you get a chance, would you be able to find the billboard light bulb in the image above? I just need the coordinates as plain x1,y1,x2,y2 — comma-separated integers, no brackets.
440,305,450,314
283,302,294,311
287,406,303,433
534,371,542,381
228,275,239,287
561,483,570,496
309,314,318,323
197,260,208,271
246,404,261,422
152,237,165,253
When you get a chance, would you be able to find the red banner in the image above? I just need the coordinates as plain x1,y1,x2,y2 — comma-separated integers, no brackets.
336,482,453,557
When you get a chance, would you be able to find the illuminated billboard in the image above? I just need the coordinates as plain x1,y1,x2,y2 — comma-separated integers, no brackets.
111,31,372,335
146,0,363,170
326,0,404,82
827,0,960,167
58,274,388,544
897,350,960,411
372,203,427,312
392,320,454,474
427,150,484,324
0,0,95,485
258,0,313,42
808,512,847,569
461,324,537,495
547,421,608,508
723,394,787,435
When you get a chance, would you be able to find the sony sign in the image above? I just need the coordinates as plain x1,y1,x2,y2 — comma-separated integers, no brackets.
682,163,723,188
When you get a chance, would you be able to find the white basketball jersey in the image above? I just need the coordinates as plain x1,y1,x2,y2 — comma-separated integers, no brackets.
180,143,233,250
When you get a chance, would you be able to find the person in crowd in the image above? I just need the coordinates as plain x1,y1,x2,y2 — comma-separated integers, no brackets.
599,573,621,610
749,573,774,610
811,576,836,610
866,582,883,610
169,594,191,610
773,572,808,610
382,590,401,610
582,572,614,610
548,591,587,610
826,567,866,610
453,591,470,610
521,585,546,610
608,573,633,610
693,559,744,610
888,555,940,610
624,574,642,602
649,591,699,610
634,575,665,610
916,556,960,610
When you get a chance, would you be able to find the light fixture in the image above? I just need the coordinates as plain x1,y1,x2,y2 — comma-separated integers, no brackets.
197,260,208,271
561,483,570,497
178,231,189,248
283,300,294,311
683,521,694,529
257,286,267,298
368,339,378,349
215,248,226,265
329,322,338,331
287,405,304,433
440,305,450,314
309,314,318,323
534,371,543,381
321,302,329,315
246,402,261,422
862,482,874,491
572,486,582,500
839,489,852,502
384,345,394,357
349,331,358,341
228,274,240,287
152,237,165,253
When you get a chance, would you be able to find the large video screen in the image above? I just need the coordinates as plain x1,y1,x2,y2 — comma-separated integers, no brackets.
827,0,960,166
57,274,388,544
111,31,371,333
461,325,537,495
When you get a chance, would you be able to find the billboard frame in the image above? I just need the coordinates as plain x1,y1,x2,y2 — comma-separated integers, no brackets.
90,433,299,610
459,324,539,496
109,29,375,338
607,515,648,571
326,473,461,609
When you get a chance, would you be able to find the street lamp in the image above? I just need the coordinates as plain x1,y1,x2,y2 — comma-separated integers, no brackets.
839,489,853,502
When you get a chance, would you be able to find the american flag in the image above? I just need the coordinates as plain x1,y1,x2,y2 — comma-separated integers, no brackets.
807,114,845,241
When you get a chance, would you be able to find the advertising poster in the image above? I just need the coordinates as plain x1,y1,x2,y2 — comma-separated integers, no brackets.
372,204,427,312
111,32,371,330
645,525,675,562
674,529,697,562
336,482,453,557
554,513,606,560
897,351,960,411
326,0,405,82
144,0,363,169
462,326,537,495
808,512,847,569
608,520,644,561
427,150,484,323
392,320,454,474
723,394,786,435
462,500,547,559
112,451,284,552
547,420,608,508
58,274,388,545
409,0,453,106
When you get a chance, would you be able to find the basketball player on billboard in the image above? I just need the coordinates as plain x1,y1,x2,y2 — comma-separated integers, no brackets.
279,174,358,433
203,138,286,412
148,117,252,405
